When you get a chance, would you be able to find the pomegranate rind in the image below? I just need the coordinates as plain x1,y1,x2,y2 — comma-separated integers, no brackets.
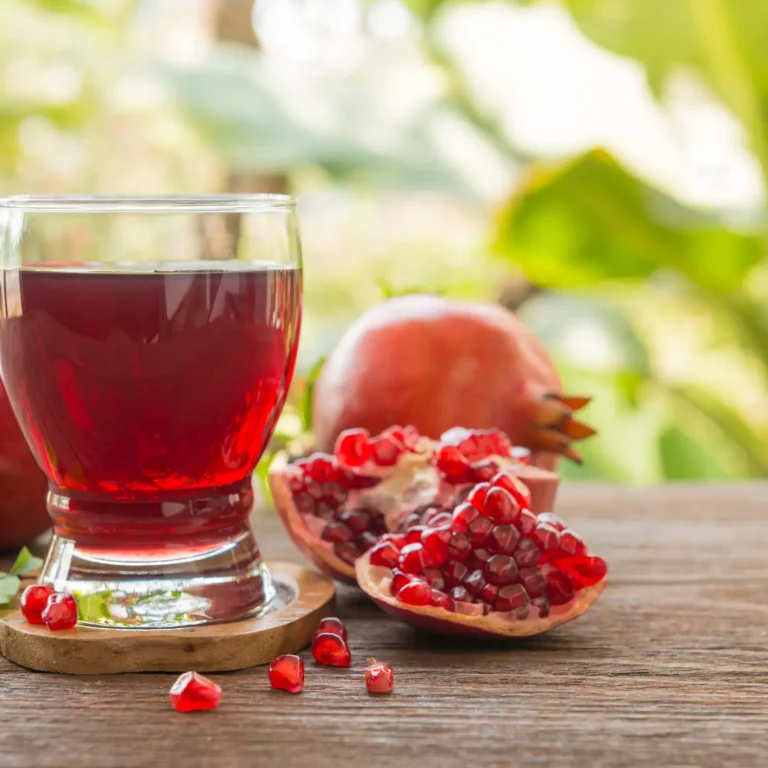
268,462,357,583
355,555,607,639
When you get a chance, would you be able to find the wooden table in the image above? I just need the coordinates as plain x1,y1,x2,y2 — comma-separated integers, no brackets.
1,484,767,767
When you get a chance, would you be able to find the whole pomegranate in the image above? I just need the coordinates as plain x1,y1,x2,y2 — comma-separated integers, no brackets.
312,295,594,469
0,381,49,549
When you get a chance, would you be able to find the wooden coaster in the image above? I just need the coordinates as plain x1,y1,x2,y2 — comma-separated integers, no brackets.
0,561,334,675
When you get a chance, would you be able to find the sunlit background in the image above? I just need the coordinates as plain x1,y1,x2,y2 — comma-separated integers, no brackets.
2,0,768,483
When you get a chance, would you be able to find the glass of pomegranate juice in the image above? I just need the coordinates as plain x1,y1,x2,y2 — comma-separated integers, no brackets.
0,196,302,628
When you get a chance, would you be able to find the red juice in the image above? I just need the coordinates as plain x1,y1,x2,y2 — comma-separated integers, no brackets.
0,263,301,551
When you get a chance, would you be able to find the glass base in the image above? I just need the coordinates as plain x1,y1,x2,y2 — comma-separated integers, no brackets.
40,528,276,629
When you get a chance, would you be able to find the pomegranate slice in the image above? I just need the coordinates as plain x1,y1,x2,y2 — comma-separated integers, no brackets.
269,426,559,583
356,474,607,638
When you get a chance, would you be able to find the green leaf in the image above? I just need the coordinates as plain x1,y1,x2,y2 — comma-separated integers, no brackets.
555,0,768,172
0,575,21,606
9,546,43,577
494,149,763,292
159,47,512,199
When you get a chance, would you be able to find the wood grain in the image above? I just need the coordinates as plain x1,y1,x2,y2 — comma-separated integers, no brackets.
0,562,335,674
1,483,767,768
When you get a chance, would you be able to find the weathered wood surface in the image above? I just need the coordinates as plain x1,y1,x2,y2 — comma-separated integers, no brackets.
1,483,767,768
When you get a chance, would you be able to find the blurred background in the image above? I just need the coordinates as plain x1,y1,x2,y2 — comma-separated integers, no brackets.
2,0,767,484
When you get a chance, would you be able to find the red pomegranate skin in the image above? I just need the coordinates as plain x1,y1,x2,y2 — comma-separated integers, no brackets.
0,381,49,549
313,296,562,457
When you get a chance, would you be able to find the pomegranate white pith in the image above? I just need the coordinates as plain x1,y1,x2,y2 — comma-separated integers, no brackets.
269,426,560,583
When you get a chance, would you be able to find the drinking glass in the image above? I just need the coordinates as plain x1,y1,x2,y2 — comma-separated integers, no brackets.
0,196,302,629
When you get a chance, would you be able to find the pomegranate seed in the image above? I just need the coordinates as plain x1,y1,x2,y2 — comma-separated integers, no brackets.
315,616,348,641
557,555,607,588
452,503,480,532
359,530,382,549
496,584,530,613
288,473,305,493
269,655,304,693
514,538,541,567
535,523,561,551
537,512,566,531
491,471,531,508
337,469,381,490
545,569,574,606
480,582,499,604
449,585,472,604
518,510,537,536
169,672,222,713
448,531,471,561
396,580,431,606
484,554,519,586
483,487,520,524
532,595,550,618
428,511,452,527
467,516,494,547
430,589,452,610
422,568,446,590
322,522,354,544
390,569,412,594
20,584,55,625
369,541,400,568
468,547,492,571
466,482,491,509
463,569,487,597
421,526,451,564
398,543,434,574
339,509,371,535
370,436,400,466
405,526,428,545
294,493,315,514
335,429,372,467
312,632,351,666
519,566,546,597
321,483,347,506
334,541,361,565
443,560,468,587
489,524,520,555
365,658,394,694
436,445,471,480
307,454,339,483
511,446,531,463
560,529,587,557
41,592,78,631
470,459,498,482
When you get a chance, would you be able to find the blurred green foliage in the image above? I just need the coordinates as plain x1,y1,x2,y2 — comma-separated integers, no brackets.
3,0,768,483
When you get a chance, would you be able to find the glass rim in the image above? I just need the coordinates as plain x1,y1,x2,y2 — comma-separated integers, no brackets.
0,194,296,214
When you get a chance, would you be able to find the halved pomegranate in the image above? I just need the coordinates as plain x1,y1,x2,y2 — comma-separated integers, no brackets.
356,473,607,637
269,425,560,583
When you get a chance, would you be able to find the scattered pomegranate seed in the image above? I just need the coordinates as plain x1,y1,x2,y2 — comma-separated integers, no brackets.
169,671,222,713
364,658,394,694
268,655,304,693
41,592,78,631
20,584,55,625
335,428,372,467
312,632,351,667
315,616,348,641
